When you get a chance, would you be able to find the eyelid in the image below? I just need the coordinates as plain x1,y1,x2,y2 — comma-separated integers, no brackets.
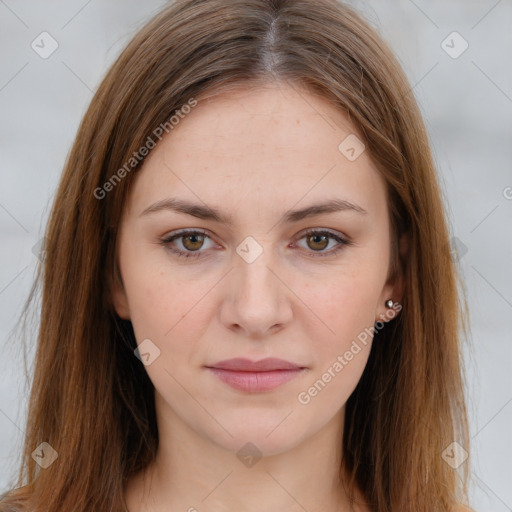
293,227,348,243
161,228,214,249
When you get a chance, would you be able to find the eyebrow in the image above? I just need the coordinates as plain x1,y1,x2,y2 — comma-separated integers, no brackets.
139,197,367,224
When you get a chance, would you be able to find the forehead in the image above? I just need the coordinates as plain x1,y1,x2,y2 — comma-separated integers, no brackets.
124,82,388,222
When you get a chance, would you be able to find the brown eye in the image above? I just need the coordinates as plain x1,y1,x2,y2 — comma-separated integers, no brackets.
160,229,215,259
181,233,205,251
160,228,350,260
306,233,329,251
294,229,351,258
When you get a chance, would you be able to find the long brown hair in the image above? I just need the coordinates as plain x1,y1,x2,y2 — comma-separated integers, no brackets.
0,1,474,511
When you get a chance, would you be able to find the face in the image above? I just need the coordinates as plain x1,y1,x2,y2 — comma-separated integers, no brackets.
112,82,401,456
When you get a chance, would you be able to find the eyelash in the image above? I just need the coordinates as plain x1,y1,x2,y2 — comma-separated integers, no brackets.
159,229,352,259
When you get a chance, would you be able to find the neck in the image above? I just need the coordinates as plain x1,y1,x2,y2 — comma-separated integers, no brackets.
125,391,368,512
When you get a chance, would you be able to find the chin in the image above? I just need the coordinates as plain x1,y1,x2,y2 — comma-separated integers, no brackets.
205,415,310,458
214,432,302,459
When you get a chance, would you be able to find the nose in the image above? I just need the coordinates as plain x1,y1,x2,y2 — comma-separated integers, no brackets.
218,248,293,339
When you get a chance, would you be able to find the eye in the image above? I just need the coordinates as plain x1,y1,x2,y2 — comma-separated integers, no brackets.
292,229,351,258
159,229,216,259
159,228,351,259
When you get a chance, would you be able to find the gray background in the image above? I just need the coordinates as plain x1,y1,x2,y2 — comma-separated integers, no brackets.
0,1,511,510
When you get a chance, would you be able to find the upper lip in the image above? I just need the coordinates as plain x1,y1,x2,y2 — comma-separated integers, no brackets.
205,357,304,372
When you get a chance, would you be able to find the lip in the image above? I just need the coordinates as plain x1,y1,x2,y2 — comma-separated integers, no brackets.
205,358,307,393
207,357,304,372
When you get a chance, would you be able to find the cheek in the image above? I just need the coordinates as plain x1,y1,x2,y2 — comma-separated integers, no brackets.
293,275,378,413
120,249,235,383
297,268,382,345
119,241,201,346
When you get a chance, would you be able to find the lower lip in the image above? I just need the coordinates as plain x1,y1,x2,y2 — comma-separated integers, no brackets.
206,368,305,392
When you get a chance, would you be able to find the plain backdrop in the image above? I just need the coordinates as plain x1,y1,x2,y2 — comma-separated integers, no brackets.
0,1,511,510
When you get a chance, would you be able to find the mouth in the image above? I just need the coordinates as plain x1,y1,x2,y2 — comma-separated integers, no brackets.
204,358,307,393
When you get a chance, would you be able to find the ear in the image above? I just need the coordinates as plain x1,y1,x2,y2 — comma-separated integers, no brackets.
376,233,408,322
110,271,131,320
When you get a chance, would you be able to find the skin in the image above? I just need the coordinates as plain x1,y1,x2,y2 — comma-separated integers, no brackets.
113,81,404,512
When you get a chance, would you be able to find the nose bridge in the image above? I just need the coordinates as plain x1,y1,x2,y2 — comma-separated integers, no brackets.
235,236,281,306
220,235,292,335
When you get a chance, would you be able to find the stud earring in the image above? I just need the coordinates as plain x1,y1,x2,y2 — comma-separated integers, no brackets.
385,299,394,308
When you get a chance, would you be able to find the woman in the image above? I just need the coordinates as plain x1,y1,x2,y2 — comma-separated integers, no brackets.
0,0,475,511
